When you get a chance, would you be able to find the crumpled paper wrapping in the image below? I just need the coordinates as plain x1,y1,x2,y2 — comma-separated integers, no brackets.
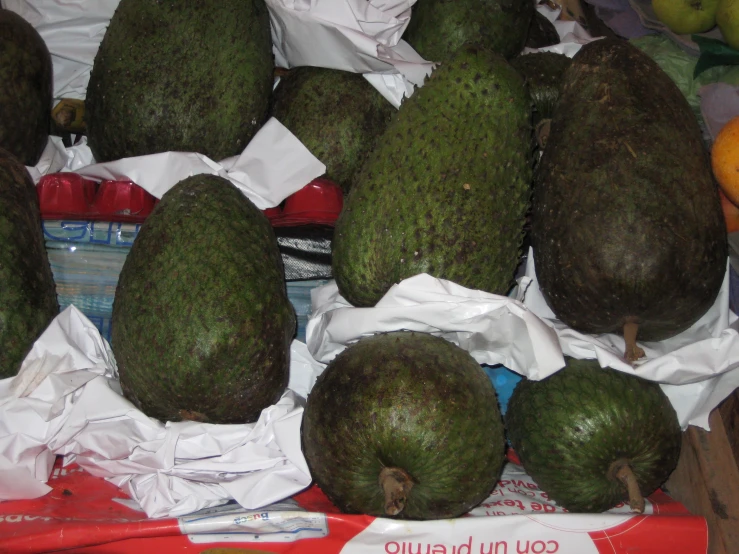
306,273,565,378
266,0,434,106
523,3,600,57
0,306,326,518
306,248,739,432
28,118,326,209
2,0,433,108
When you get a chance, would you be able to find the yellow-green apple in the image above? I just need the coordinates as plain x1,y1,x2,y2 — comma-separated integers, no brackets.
652,0,720,34
718,0,739,49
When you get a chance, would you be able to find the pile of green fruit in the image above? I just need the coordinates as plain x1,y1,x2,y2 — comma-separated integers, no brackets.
85,0,540,429
0,0,727,524
0,9,58,379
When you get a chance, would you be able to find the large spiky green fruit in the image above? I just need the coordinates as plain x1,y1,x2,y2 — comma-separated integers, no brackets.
332,44,532,307
86,0,273,162
271,67,395,194
404,0,534,61
0,148,59,377
302,331,506,520
0,9,52,166
111,175,296,424
530,38,727,362
506,358,682,513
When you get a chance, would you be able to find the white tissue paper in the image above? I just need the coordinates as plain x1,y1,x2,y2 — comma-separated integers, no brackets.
0,306,318,518
306,274,565,378
267,0,435,106
518,3,601,59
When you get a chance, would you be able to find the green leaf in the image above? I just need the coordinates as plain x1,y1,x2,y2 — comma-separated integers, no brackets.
693,35,739,79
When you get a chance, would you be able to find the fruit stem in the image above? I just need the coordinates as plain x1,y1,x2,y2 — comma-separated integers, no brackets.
623,321,645,363
379,466,414,516
535,119,552,149
610,460,645,514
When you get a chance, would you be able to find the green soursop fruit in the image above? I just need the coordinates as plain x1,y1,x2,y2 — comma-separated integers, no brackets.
271,67,395,194
0,148,59,377
111,175,296,424
302,331,506,520
530,38,727,362
506,358,682,513
86,0,274,162
0,9,52,166
404,0,534,61
332,44,532,307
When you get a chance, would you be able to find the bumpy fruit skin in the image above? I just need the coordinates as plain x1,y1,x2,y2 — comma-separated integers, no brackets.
111,175,296,424
332,44,532,307
0,9,52,166
302,331,506,520
404,0,534,61
85,0,274,162
531,38,727,341
506,358,682,513
0,148,59,377
271,67,395,194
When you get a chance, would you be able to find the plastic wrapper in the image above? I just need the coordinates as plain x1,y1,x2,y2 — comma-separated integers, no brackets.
276,227,334,281
0,453,708,553
582,0,656,38
700,82,739,141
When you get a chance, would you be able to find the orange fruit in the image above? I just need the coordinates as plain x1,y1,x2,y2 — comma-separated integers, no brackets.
719,188,739,234
712,115,739,206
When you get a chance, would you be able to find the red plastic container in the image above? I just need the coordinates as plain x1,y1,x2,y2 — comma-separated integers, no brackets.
93,180,157,222
36,173,98,219
262,206,283,222
268,177,343,227
38,173,341,226
37,173,158,223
